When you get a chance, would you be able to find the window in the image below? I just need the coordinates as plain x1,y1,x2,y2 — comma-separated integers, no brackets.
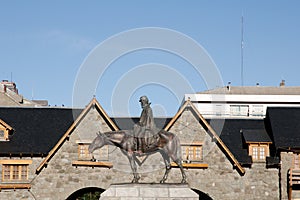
230,105,249,116
0,128,8,141
252,105,264,116
78,144,91,160
249,144,269,161
77,142,109,161
215,105,223,116
181,144,203,162
0,130,4,138
0,119,13,141
2,164,29,181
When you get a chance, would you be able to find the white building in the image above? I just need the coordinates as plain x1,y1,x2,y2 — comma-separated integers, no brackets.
184,82,300,118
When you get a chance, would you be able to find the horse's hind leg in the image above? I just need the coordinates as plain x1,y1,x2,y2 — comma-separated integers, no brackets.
159,150,171,183
170,152,187,183
173,158,187,183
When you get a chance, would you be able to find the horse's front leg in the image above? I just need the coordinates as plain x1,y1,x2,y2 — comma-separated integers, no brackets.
128,154,140,183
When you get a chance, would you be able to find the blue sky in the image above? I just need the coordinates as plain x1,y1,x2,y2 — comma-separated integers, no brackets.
0,1,299,116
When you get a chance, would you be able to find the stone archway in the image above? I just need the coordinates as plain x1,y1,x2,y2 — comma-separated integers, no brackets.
192,188,214,200
66,187,105,200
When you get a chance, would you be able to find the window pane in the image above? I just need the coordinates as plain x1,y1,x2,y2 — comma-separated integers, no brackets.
188,147,193,160
240,106,249,116
230,105,240,115
21,165,27,180
3,165,10,180
0,130,4,138
79,145,85,155
252,147,258,160
12,165,19,180
259,147,265,160
195,146,202,160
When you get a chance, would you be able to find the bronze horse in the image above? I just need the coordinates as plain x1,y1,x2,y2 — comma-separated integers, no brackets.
88,130,187,183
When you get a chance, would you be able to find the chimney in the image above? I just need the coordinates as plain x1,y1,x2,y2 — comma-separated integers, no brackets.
1,80,18,94
227,82,231,91
280,80,285,87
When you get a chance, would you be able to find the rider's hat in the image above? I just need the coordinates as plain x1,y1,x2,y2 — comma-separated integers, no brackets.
139,96,149,103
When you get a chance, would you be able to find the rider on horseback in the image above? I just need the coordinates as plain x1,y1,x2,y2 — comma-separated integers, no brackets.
133,96,158,152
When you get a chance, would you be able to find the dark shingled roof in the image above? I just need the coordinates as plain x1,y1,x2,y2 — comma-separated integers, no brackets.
242,129,272,143
209,119,268,165
0,107,82,155
267,107,300,149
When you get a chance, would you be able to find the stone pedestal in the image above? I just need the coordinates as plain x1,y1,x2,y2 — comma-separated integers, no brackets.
100,183,198,200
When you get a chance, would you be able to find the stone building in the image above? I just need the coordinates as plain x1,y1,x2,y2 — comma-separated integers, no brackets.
0,80,48,107
0,98,299,199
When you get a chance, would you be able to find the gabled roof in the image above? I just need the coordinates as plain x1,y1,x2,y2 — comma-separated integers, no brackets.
0,118,13,131
36,98,118,174
242,129,272,144
0,107,82,155
267,107,300,149
164,100,245,174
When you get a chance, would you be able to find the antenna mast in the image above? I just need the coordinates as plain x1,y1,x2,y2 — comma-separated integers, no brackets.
241,15,244,86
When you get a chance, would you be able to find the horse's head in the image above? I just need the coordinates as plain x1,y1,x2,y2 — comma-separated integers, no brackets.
88,132,105,153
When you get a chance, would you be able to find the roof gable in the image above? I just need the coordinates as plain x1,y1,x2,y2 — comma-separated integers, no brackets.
242,129,272,144
164,100,245,174
0,118,13,131
36,98,118,173
0,118,14,141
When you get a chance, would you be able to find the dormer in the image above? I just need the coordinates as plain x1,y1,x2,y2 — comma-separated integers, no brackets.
0,118,13,141
242,129,272,162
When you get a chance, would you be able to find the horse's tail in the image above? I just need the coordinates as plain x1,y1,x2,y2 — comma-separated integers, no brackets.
174,134,182,161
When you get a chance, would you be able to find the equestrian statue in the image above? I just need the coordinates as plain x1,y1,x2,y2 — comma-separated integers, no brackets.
88,96,186,183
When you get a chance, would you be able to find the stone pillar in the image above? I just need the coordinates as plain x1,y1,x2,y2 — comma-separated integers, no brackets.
281,152,294,200
100,183,198,200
